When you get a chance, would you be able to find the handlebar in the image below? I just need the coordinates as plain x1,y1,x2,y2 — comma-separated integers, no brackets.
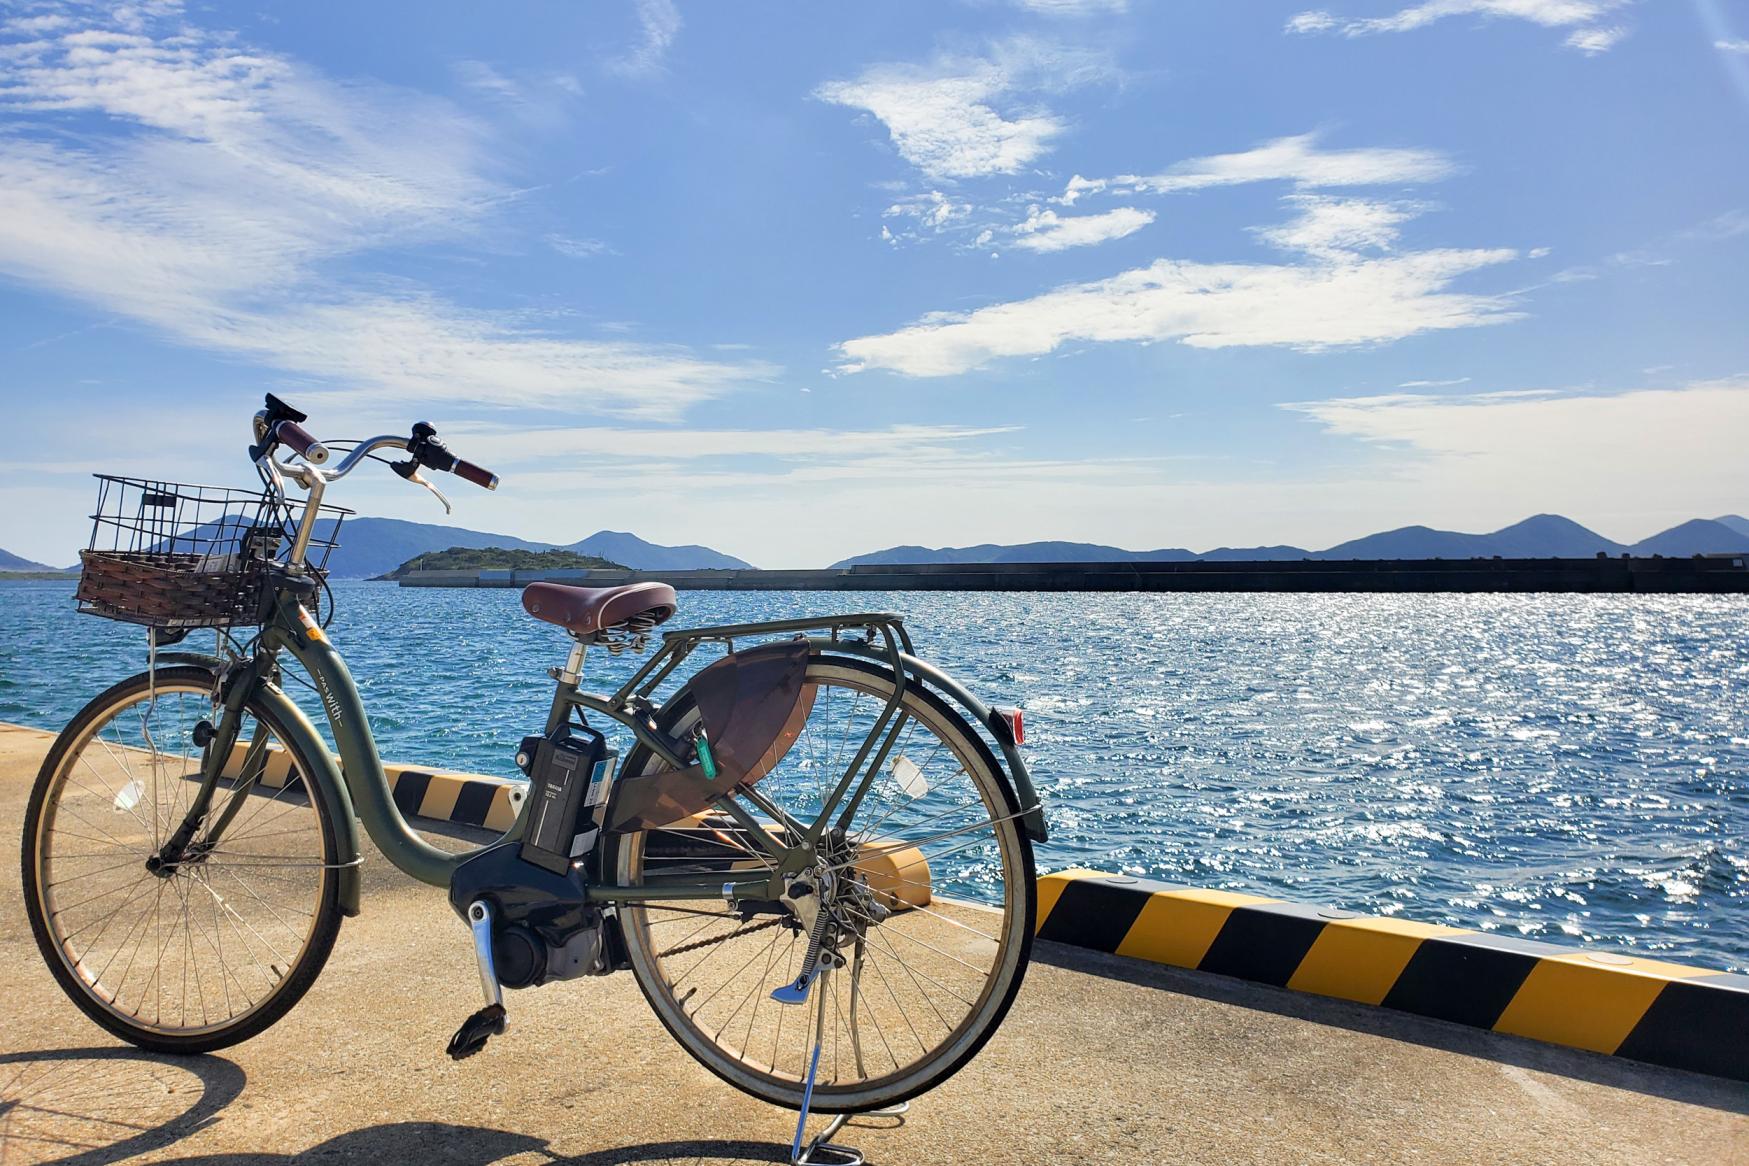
254,398,500,510
272,420,330,466
452,458,499,490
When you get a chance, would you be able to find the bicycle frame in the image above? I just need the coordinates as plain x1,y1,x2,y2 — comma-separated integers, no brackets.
187,584,1045,917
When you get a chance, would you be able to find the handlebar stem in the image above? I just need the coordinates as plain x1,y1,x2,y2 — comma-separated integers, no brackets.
260,433,410,571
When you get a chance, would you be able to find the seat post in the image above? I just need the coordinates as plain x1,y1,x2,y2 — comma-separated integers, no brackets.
558,637,589,687
542,636,591,736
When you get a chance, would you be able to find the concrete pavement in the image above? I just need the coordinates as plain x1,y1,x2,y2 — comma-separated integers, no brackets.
2,722,1744,1166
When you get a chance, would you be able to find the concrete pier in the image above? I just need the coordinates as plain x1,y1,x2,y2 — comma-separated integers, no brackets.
3,723,1744,1164
395,555,1749,594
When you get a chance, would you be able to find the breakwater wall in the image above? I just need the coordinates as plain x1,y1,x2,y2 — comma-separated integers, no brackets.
396,555,1749,593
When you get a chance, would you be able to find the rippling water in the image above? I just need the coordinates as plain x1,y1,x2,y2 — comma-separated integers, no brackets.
3,580,1745,971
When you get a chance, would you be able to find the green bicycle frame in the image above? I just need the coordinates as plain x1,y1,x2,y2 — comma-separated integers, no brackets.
183,584,1044,919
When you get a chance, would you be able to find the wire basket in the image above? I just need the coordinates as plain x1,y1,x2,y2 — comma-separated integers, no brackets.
76,475,350,630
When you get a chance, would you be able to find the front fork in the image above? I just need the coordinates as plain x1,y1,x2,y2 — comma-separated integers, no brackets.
145,655,272,876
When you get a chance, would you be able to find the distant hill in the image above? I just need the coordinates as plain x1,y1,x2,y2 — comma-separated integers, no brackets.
276,520,750,578
1711,515,1749,539
1196,545,1312,561
561,531,752,571
373,546,623,580
834,513,1749,567
833,540,1196,568
1630,519,1749,557
1317,515,1627,560
317,517,552,579
0,547,61,572
127,516,750,577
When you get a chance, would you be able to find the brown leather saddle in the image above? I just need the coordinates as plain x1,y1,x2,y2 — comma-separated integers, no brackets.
521,581,678,638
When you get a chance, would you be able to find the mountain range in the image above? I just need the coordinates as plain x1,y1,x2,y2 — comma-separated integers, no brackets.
7,513,1746,579
313,521,753,578
830,515,1749,568
0,522,753,578
0,547,60,572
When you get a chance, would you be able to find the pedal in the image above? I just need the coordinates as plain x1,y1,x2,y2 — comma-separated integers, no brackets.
446,1003,506,1060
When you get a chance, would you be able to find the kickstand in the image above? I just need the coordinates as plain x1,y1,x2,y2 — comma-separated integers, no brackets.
787,965,909,1165
791,1103,910,1166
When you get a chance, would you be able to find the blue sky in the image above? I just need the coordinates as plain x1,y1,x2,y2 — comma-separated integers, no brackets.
2,0,1746,568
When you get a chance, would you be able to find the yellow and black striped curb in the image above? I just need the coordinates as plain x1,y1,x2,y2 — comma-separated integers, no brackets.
1036,869,1749,1083
222,745,522,833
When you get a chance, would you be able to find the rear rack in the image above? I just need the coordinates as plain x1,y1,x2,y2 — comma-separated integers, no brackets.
612,613,915,708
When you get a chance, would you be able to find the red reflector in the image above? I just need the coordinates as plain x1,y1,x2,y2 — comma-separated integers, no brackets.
996,706,1024,745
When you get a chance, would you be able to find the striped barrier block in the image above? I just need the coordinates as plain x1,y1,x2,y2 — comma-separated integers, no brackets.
1037,869,1749,1083
222,743,524,833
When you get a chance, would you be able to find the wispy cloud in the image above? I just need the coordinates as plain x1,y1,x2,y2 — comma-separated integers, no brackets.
1287,1,1632,53
1010,0,1129,14
1253,195,1427,258
545,233,615,259
836,199,1520,376
608,0,682,78
816,39,1108,181
1283,378,1749,528
1009,205,1155,252
1059,133,1456,204
0,5,753,417
1718,39,1749,55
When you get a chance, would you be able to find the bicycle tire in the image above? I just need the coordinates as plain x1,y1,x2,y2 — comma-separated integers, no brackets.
21,666,344,1054
611,656,1036,1112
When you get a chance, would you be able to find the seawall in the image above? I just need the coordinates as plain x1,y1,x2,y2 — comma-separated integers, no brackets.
395,555,1749,593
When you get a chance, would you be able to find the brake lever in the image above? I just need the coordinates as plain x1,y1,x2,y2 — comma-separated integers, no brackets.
392,458,453,515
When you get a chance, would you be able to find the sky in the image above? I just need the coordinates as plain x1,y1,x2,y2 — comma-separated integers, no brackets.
1,0,1746,569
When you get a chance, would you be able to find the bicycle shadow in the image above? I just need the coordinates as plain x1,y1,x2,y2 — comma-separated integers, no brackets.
0,1046,246,1166
146,1124,843,1165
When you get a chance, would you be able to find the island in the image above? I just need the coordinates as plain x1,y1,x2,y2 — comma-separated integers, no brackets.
371,546,624,581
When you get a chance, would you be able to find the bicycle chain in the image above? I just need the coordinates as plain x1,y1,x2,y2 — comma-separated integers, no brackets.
658,915,788,959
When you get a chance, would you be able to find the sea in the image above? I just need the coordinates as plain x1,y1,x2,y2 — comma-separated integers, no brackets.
3,579,1745,972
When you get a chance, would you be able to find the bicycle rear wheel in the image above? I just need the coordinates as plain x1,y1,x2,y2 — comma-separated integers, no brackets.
612,656,1036,1112
21,667,343,1053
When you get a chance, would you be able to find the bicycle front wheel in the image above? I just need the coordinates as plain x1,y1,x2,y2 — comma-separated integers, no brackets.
21,666,343,1053
613,657,1036,1112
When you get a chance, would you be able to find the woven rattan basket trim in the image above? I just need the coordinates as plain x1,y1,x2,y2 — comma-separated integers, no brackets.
77,549,268,629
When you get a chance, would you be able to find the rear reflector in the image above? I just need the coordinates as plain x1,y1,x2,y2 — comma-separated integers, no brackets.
995,706,1024,745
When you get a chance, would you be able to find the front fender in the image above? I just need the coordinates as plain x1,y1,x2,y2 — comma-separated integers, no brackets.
202,669,364,917
804,639,1048,842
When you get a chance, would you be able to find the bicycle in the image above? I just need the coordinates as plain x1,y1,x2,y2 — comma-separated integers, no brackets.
21,395,1046,1158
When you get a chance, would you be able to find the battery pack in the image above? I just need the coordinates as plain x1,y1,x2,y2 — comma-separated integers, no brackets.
520,727,617,875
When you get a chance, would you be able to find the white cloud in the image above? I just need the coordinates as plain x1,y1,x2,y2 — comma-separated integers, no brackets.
883,190,974,233
1287,1,1631,52
816,40,1105,180
0,6,753,418
608,0,681,78
1009,205,1154,252
1718,40,1749,55
1010,0,1129,14
545,234,615,259
1063,133,1456,203
836,195,1520,375
836,250,1520,377
1253,195,1424,258
1565,25,1626,54
1283,379,1749,532
1398,377,1471,387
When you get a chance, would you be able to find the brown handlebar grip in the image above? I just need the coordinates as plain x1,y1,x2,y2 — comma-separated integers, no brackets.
275,420,329,465
452,458,499,490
